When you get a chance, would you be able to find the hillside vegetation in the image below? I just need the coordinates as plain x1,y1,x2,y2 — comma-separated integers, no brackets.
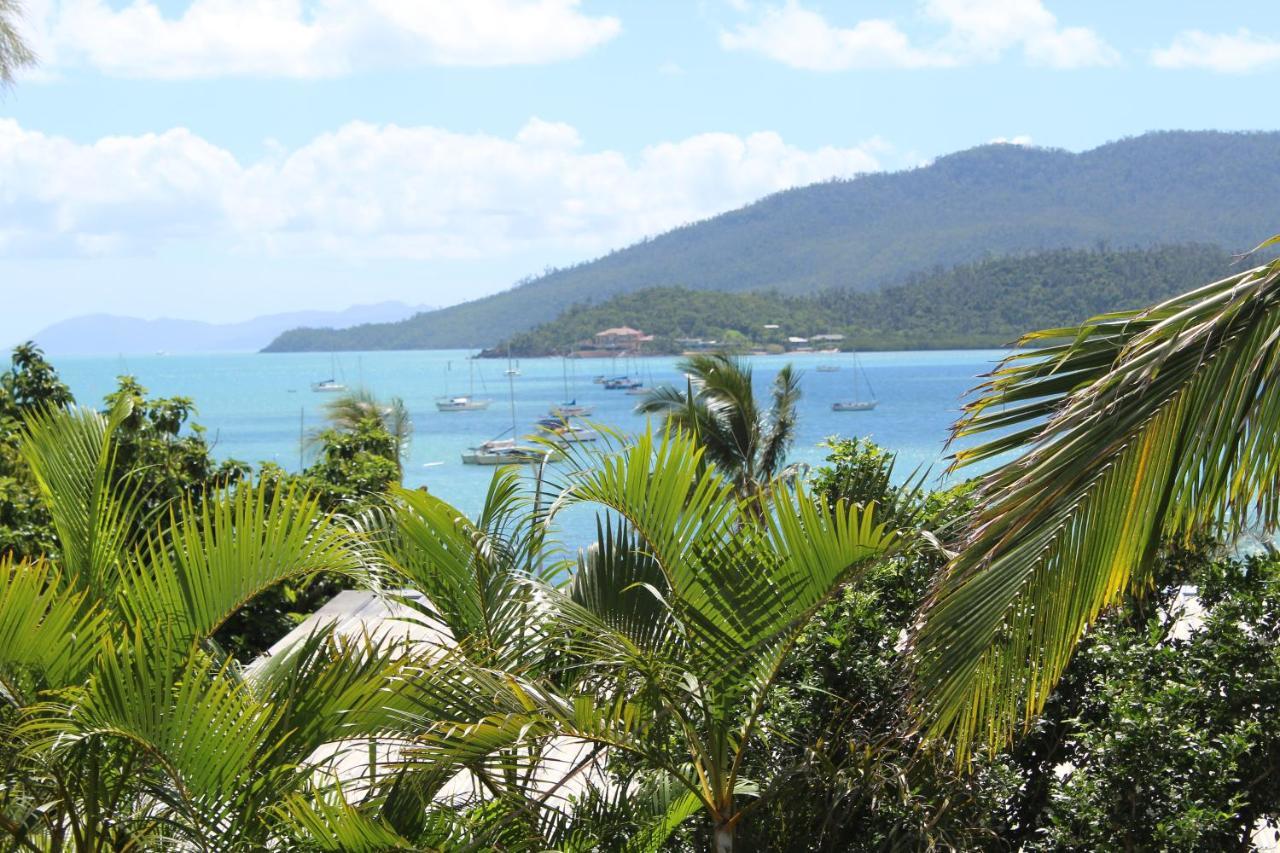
485,244,1236,355
264,131,1280,352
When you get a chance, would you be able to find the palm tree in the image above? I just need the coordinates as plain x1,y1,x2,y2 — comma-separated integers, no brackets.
912,241,1280,762
381,429,899,852
0,401,426,850
0,0,34,87
316,387,413,476
635,352,801,499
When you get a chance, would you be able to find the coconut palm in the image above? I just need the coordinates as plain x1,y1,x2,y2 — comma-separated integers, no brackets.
0,0,33,87
0,401,432,850
635,352,801,499
382,429,899,852
912,240,1280,762
316,388,413,476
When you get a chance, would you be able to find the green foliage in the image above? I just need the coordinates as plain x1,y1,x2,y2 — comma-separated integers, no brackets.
1018,552,1280,850
0,344,71,559
635,352,801,498
264,131,1280,351
487,243,1234,355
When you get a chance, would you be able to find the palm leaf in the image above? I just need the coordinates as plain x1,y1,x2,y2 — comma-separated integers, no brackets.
18,402,143,594
118,481,367,645
0,556,106,697
913,250,1280,760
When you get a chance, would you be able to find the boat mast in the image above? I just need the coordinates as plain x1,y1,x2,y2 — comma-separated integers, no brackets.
508,369,518,436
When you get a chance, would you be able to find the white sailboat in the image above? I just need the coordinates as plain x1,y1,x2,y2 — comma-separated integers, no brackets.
436,359,492,412
311,354,348,392
462,370,544,465
831,352,878,412
550,357,593,418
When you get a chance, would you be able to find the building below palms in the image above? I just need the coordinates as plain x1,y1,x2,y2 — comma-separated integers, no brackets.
569,325,654,358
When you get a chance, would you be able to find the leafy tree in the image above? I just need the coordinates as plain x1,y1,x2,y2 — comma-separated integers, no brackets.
636,352,801,500
0,344,72,559
315,388,412,478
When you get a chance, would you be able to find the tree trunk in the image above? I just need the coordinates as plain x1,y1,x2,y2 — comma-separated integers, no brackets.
715,824,734,853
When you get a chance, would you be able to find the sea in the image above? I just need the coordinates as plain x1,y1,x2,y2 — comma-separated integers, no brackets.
52,349,1008,543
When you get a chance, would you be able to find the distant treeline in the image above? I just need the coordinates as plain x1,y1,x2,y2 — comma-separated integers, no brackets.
485,244,1236,356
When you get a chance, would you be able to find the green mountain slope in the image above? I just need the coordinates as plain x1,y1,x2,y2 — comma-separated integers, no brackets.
264,131,1280,352
487,244,1235,355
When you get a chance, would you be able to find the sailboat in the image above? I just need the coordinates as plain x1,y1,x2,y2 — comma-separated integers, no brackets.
462,371,545,465
436,359,493,412
311,354,348,392
550,357,593,418
504,346,521,377
831,352,878,412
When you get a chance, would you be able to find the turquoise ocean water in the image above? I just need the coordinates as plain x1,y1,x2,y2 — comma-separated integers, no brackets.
53,349,1006,538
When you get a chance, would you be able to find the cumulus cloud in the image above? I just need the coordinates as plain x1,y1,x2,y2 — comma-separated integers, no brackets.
25,0,621,78
720,0,1117,70
0,118,888,260
1151,29,1280,74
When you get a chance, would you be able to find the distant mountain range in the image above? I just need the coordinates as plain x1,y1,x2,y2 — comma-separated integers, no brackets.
34,302,434,356
264,130,1280,353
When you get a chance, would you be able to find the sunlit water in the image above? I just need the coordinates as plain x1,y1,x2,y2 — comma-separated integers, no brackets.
54,349,1007,545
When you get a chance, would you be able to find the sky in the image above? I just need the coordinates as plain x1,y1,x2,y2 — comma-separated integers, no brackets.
1,0,1278,345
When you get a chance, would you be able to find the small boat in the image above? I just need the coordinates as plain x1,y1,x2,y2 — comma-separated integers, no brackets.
436,395,492,412
505,367,522,377
816,364,840,373
625,385,648,396
550,401,593,418
461,438,544,465
831,351,878,412
504,347,521,377
603,376,642,390
592,375,607,384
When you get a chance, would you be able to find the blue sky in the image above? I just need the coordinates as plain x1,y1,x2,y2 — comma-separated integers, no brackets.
1,0,1278,345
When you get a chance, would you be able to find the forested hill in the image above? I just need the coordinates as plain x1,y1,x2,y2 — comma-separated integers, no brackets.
264,131,1280,352
490,244,1235,355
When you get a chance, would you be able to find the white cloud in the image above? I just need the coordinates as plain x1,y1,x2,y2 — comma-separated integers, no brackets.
1151,29,1280,74
0,118,888,260
720,0,1117,70
26,0,621,78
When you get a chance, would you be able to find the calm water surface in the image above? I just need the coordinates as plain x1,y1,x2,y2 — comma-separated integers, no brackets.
54,349,1005,538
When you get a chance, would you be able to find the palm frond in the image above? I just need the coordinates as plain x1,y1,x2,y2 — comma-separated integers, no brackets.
759,363,802,481
0,557,106,697
913,250,1280,761
371,483,549,665
18,402,143,594
119,481,367,645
